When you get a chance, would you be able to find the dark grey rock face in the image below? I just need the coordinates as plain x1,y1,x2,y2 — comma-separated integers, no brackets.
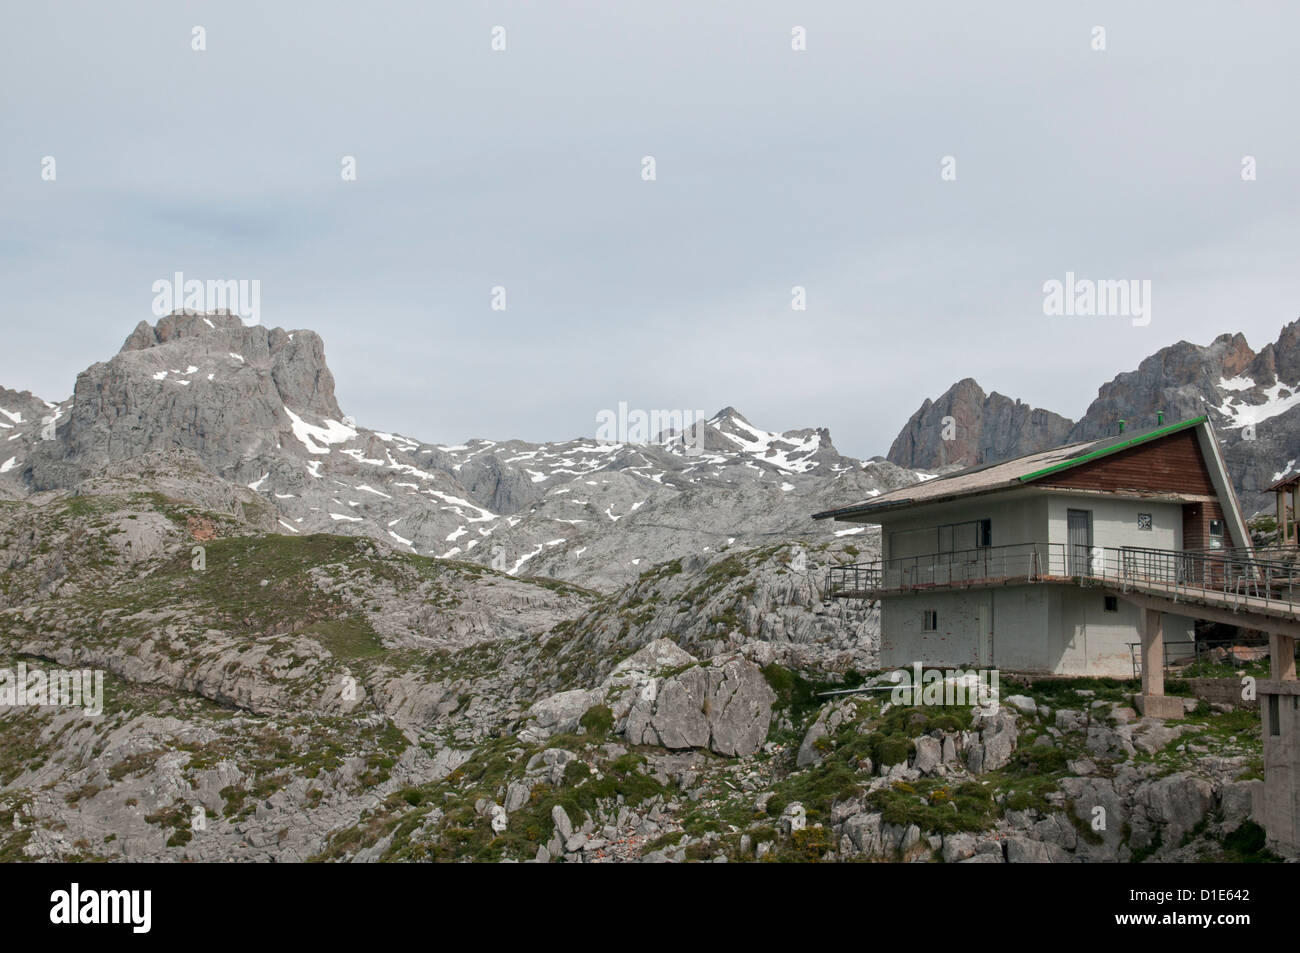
1066,332,1256,442
887,378,1073,470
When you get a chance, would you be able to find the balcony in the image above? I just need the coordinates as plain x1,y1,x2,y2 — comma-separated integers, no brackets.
827,542,1300,619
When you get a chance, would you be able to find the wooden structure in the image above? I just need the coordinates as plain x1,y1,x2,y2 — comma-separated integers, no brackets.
1266,472,1300,547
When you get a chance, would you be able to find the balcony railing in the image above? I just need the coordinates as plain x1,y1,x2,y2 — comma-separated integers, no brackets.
826,542,1300,616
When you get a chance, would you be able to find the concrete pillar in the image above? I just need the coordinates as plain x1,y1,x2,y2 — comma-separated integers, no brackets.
1272,633,1298,682
1137,609,1183,718
1141,609,1163,696
1259,680,1300,858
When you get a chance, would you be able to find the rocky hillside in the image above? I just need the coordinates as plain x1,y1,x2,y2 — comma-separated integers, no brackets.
0,475,1269,863
888,320,1300,512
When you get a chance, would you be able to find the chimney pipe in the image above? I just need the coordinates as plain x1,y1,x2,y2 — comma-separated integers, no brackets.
1118,419,1126,435
1157,410,1164,426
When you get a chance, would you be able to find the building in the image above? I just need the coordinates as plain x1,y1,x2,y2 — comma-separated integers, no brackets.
817,413,1300,853
814,415,1263,708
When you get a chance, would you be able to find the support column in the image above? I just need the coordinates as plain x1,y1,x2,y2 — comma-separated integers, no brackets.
1272,633,1297,682
1260,646,1300,858
1137,608,1183,718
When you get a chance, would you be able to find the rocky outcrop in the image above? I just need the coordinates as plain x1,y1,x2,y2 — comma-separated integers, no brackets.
623,658,777,757
887,378,1074,470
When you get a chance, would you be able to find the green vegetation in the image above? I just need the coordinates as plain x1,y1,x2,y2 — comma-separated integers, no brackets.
1210,821,1281,863
867,779,996,836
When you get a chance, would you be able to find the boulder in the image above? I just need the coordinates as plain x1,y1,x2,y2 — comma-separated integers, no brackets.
1005,835,1071,863
521,689,604,744
1136,773,1214,847
551,805,574,841
1005,694,1037,716
913,735,942,775
624,657,777,757
942,832,977,863
979,709,1019,772
796,720,829,769
1217,780,1261,833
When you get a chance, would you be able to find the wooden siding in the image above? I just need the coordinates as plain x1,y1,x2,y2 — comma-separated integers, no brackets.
1183,500,1227,551
1035,430,1216,497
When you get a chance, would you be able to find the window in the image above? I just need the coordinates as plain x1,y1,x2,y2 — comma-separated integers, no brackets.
937,519,991,553
1103,596,1118,613
923,610,938,631
1209,519,1225,550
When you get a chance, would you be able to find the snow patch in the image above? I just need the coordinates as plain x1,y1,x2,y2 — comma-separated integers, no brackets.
1214,380,1300,430
285,407,357,454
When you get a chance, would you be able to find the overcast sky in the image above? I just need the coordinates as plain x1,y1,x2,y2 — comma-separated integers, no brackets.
3,1,1299,458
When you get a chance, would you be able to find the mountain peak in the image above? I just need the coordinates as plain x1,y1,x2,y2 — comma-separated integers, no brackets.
888,380,1072,470
26,314,343,490
121,311,248,352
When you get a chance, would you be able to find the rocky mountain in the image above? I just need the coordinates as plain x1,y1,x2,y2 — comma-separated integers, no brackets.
888,320,1300,512
1,312,916,592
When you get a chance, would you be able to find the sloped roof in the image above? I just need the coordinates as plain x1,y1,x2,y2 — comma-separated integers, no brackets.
813,416,1208,521
1265,472,1300,493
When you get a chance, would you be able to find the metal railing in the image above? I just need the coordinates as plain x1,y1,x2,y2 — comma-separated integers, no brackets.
827,541,1300,615
1128,639,1196,680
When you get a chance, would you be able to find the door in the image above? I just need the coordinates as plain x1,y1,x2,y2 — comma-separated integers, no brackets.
976,594,993,667
1067,509,1092,576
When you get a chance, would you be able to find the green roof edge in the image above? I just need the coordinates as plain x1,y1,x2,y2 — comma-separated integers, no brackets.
1017,416,1208,484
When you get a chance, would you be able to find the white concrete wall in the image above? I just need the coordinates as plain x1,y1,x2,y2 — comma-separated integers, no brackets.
1046,587,1195,678
880,584,1192,677
1045,495,1183,553
880,590,985,668
993,587,1053,672
880,491,1048,561
880,586,1050,671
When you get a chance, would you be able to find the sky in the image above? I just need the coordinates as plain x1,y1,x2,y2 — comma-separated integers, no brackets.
3,1,1299,459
